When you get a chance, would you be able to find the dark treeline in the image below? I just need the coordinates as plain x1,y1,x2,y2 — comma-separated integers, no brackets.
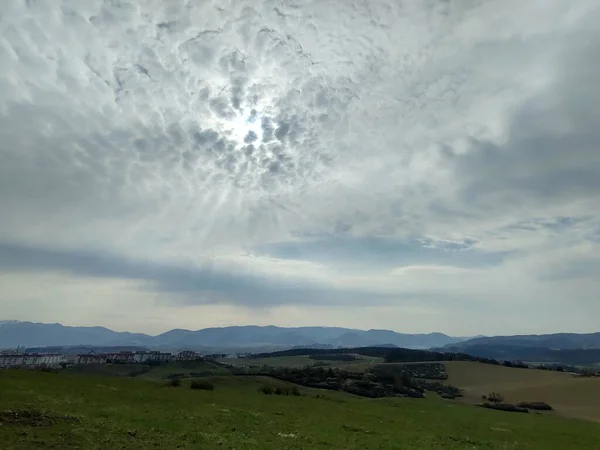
250,346,498,365
252,364,462,400
250,346,392,359
309,354,358,361
250,345,598,370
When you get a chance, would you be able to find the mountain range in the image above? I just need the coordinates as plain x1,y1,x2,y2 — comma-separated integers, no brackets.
3,321,598,355
442,332,600,351
0,321,469,351
439,332,600,365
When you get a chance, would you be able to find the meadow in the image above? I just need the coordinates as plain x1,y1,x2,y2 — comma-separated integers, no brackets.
1,369,600,449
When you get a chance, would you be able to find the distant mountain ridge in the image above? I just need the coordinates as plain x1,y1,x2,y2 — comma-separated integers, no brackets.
0,321,469,351
444,332,600,351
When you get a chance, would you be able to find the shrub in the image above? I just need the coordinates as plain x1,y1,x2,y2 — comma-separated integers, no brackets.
487,392,504,404
517,401,553,411
167,377,181,387
274,387,283,395
310,354,357,361
291,386,301,396
190,380,214,390
479,402,529,413
259,386,273,395
440,392,456,399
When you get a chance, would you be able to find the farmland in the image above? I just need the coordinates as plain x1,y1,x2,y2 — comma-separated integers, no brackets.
1,370,600,449
62,355,600,423
445,361,600,423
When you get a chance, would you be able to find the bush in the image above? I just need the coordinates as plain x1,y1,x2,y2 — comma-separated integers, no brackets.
439,392,456,399
259,385,301,396
310,354,357,361
167,377,181,387
517,401,553,411
259,386,273,395
479,403,529,413
190,380,214,390
487,392,504,404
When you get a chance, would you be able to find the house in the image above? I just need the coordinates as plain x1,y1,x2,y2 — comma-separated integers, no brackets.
148,351,172,363
0,354,25,367
133,351,150,364
176,351,199,361
109,351,135,363
0,353,66,368
37,354,65,366
77,353,108,365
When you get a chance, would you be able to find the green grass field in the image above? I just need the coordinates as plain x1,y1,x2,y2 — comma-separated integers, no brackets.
1,370,599,449
67,360,230,380
445,361,600,423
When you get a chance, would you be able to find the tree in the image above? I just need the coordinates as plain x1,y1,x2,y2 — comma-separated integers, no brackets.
487,392,504,404
400,372,413,388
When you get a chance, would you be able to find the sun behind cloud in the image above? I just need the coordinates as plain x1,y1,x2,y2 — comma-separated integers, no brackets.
0,0,599,334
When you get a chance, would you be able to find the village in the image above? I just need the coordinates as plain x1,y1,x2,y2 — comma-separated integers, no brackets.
0,349,206,369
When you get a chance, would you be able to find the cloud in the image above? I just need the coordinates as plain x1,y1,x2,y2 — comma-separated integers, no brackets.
0,241,391,307
253,236,509,273
0,0,599,334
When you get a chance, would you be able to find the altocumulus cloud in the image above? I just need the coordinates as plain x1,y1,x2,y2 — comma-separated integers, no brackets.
1,0,600,334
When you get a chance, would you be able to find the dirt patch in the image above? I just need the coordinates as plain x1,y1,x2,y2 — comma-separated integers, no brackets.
0,409,80,427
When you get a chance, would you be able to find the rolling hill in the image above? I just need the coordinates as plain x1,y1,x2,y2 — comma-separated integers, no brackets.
446,333,600,350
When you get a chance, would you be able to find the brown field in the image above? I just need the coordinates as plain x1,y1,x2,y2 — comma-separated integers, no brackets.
445,361,600,423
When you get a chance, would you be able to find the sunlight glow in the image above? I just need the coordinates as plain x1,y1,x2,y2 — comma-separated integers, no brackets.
228,108,264,146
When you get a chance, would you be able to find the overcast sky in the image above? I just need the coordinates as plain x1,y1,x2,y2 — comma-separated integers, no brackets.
1,0,599,336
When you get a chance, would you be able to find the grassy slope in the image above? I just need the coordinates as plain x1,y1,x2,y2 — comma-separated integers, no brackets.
136,361,230,380
67,361,229,380
1,370,600,449
445,361,600,422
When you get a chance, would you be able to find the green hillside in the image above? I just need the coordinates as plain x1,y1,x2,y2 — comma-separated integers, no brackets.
1,370,599,449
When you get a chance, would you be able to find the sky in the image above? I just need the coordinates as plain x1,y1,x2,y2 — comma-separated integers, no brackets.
1,0,600,336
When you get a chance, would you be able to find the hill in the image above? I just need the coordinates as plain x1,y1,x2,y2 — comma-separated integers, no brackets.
0,321,467,350
1,370,599,448
442,333,600,366
441,344,600,366
0,321,152,348
446,332,600,350
445,361,600,423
